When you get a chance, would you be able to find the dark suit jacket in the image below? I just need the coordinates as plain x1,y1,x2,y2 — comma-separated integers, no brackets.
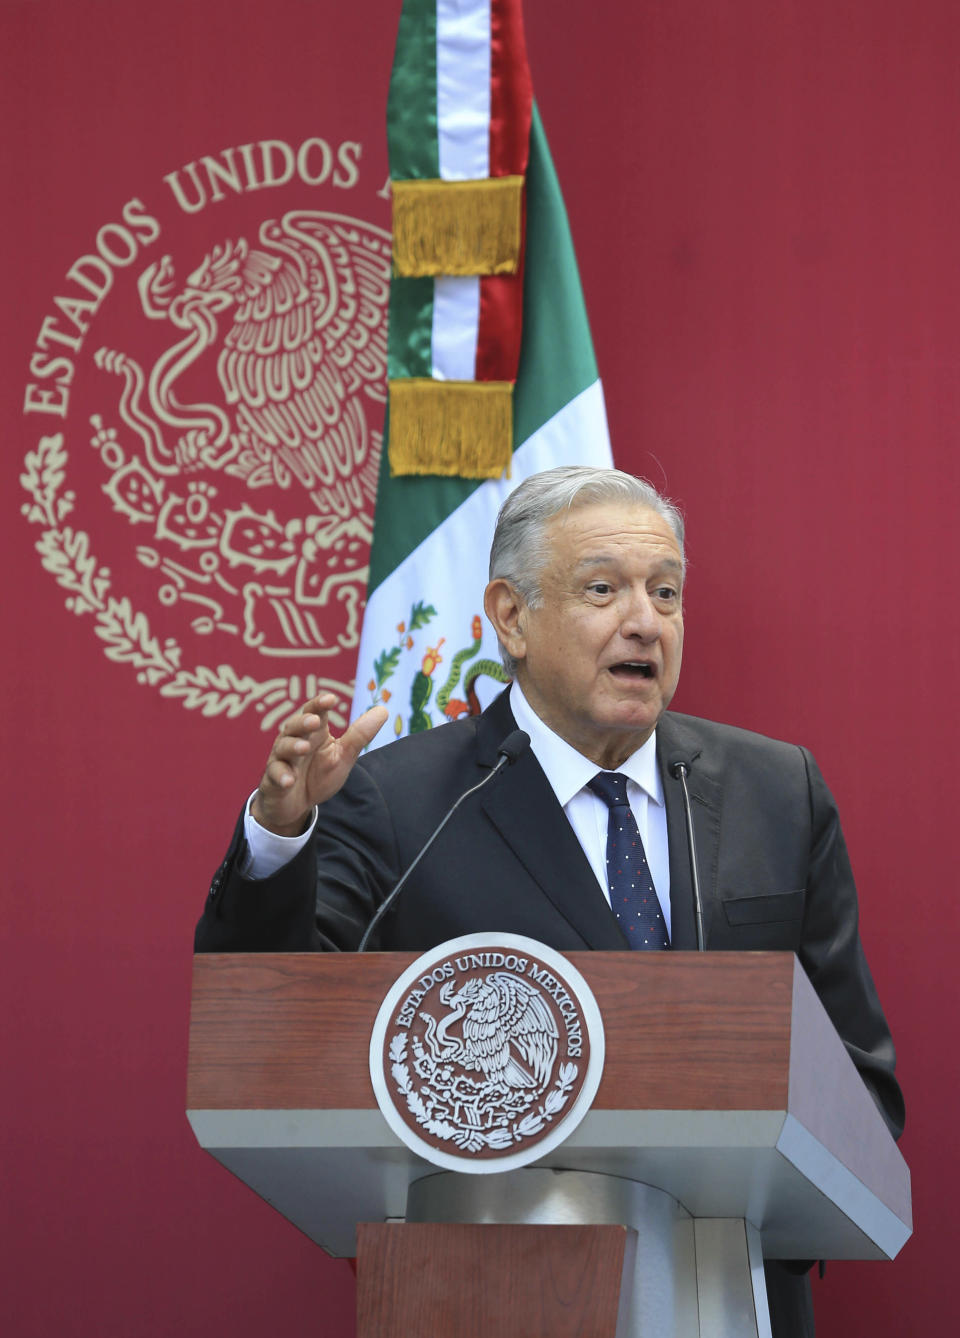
197,688,903,1338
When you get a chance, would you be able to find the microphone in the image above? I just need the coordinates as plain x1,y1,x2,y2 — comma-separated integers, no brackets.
668,756,706,952
357,730,531,952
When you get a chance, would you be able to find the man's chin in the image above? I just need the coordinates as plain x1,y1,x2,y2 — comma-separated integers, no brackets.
599,696,666,733
578,711,663,768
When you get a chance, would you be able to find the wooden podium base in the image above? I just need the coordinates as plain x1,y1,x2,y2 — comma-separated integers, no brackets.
355,1169,772,1338
357,1222,632,1337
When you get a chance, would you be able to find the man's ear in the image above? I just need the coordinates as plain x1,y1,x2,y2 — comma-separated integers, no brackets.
483,578,527,662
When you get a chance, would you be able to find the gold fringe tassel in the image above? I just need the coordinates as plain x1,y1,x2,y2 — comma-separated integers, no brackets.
388,379,513,479
392,176,524,277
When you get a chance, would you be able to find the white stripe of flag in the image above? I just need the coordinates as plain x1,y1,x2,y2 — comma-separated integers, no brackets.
432,0,491,379
436,0,491,181
432,275,481,380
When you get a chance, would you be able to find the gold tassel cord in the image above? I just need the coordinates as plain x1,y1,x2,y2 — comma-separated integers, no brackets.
392,176,524,277
388,379,513,479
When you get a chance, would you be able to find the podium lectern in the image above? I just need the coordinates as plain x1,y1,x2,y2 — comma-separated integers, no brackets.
187,951,910,1337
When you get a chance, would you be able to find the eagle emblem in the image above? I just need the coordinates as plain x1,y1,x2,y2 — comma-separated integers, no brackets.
98,211,388,524
371,936,604,1172
20,210,391,730
420,971,560,1100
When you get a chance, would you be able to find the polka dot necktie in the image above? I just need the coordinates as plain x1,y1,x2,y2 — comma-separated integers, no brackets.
588,772,670,950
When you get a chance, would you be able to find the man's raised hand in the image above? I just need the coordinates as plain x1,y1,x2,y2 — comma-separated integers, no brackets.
250,693,388,836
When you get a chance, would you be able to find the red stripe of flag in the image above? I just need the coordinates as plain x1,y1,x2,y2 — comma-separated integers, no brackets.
477,0,531,382
489,0,532,177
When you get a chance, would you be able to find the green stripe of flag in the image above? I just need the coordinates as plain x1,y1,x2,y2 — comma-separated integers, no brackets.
513,105,598,442
387,276,435,380
387,0,440,180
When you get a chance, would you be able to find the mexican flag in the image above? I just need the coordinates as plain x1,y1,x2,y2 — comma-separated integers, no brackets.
351,101,612,743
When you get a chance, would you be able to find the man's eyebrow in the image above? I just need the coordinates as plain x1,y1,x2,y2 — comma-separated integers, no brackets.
572,554,620,575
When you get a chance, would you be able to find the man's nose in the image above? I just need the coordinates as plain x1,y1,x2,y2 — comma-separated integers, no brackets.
620,590,661,641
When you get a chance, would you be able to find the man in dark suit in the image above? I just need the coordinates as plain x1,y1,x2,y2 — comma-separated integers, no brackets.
197,465,902,1338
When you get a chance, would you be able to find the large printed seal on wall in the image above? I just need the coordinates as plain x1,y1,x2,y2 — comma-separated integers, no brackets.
369,933,605,1173
20,138,391,734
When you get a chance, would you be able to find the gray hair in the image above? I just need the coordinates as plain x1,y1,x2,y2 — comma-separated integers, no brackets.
488,465,686,676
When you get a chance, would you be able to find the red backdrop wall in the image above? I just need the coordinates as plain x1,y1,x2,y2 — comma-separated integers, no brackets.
3,2,954,1334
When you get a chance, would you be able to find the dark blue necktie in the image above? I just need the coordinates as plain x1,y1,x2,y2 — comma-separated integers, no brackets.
588,772,670,950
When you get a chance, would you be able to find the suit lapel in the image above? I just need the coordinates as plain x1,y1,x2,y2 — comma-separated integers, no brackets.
476,692,628,950
657,713,722,951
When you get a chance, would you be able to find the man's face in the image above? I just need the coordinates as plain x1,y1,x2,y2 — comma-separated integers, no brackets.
487,501,684,770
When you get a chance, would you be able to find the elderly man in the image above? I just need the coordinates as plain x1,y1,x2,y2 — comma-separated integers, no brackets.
197,465,902,1338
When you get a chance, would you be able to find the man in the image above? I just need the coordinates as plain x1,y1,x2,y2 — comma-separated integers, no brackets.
197,465,903,1337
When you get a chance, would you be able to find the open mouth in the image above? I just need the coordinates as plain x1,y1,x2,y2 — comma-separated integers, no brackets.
609,661,655,679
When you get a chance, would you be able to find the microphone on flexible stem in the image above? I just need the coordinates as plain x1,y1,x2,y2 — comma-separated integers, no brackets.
357,729,531,953
668,756,706,952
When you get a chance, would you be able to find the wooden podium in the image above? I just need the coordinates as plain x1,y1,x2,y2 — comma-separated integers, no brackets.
187,951,911,1337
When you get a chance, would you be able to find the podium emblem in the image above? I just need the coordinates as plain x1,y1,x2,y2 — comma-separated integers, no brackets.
370,934,605,1173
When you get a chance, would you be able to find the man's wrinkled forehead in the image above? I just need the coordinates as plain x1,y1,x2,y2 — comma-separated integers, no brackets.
543,501,686,574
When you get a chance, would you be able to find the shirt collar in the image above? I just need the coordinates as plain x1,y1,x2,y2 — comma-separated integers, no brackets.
509,681,664,809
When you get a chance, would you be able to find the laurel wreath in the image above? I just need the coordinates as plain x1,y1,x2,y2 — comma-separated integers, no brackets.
388,1032,579,1155
20,433,351,731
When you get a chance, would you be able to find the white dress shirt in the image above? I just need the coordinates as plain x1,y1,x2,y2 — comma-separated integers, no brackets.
242,683,672,939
